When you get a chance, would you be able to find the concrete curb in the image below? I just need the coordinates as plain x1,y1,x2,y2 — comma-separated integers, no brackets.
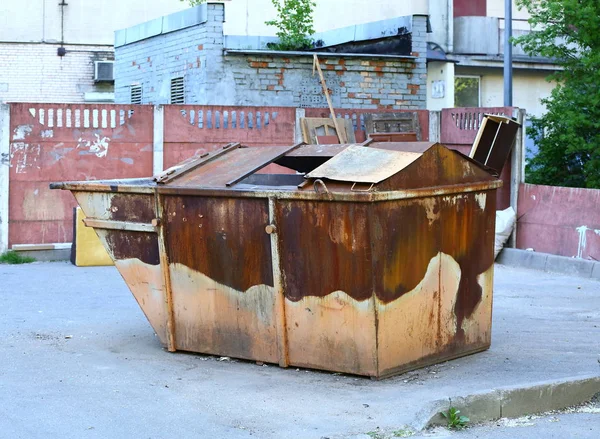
416,374,600,430
497,248,600,280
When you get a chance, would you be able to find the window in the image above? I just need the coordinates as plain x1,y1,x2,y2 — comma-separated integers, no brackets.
130,85,142,105
454,76,480,107
170,77,185,104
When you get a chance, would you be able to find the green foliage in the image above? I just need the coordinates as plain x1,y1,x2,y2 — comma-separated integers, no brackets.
441,407,469,430
0,251,36,264
265,0,316,51
181,0,206,5
513,0,600,188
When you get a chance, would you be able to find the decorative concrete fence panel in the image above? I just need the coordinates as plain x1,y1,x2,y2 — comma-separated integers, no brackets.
7,103,154,246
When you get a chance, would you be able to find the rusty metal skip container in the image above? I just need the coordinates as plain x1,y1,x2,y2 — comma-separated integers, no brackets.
51,140,501,378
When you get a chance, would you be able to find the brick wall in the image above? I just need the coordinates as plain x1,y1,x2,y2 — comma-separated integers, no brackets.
114,4,427,110
0,43,114,103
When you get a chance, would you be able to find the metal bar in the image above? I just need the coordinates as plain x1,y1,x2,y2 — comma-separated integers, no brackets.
313,54,346,143
155,142,242,184
268,197,289,367
154,190,177,352
225,142,306,187
504,0,513,106
157,180,504,202
82,218,157,233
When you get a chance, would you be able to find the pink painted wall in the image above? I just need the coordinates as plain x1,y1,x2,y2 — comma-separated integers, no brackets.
163,105,296,169
8,103,154,246
454,0,486,17
517,184,600,260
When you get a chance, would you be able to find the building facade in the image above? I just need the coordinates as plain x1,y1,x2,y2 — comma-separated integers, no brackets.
0,0,187,103
426,0,557,118
114,3,428,110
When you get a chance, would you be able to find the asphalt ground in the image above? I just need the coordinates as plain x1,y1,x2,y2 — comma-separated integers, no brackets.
1,262,598,438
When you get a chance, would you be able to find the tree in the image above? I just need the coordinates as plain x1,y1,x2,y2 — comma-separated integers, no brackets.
265,0,316,51
514,0,600,188
181,0,206,5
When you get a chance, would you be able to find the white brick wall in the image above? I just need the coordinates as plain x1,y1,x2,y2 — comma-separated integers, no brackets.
0,43,114,103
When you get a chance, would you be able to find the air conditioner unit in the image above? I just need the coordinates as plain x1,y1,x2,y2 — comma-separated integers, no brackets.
94,61,114,83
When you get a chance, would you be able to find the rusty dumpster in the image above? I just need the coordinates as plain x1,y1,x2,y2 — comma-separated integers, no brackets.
51,141,501,378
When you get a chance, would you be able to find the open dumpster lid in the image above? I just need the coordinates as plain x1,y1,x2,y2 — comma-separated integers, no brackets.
154,143,303,188
304,145,421,184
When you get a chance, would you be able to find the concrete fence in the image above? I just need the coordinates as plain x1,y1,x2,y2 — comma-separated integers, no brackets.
0,103,522,253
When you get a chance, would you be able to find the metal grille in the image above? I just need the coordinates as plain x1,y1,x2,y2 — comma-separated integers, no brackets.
170,77,185,104
130,85,142,105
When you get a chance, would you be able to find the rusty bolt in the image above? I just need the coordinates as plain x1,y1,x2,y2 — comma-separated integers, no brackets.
151,218,161,227
265,224,277,235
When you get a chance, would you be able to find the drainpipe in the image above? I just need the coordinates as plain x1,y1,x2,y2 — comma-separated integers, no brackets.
504,0,513,106
57,1,68,57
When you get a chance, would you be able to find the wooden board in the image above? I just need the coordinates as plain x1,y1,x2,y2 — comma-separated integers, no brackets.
300,118,356,144
469,115,520,175
364,112,421,140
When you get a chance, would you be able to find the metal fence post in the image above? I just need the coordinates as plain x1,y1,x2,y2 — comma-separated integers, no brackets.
0,104,10,254
153,104,164,175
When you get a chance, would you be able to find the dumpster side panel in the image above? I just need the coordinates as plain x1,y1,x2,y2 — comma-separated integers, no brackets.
73,192,156,224
163,196,279,363
276,201,377,376
373,191,496,377
371,198,450,376
71,190,168,345
93,229,169,346
439,190,496,348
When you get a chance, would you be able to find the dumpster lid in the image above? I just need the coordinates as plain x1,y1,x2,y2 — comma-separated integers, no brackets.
154,143,304,188
305,145,421,184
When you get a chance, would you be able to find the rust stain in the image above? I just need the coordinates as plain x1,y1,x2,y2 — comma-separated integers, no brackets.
276,201,372,302
377,252,460,374
110,193,155,223
164,196,273,292
98,229,160,266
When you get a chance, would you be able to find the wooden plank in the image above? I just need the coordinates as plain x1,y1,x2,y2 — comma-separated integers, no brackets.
301,117,356,144
83,218,157,233
313,55,346,143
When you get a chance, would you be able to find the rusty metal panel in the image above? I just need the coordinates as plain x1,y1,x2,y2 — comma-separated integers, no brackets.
171,146,300,188
276,200,377,376
372,190,496,377
439,191,496,348
379,143,497,191
162,196,278,362
306,145,421,184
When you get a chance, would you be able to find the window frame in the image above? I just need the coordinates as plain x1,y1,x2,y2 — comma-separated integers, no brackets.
454,75,481,108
